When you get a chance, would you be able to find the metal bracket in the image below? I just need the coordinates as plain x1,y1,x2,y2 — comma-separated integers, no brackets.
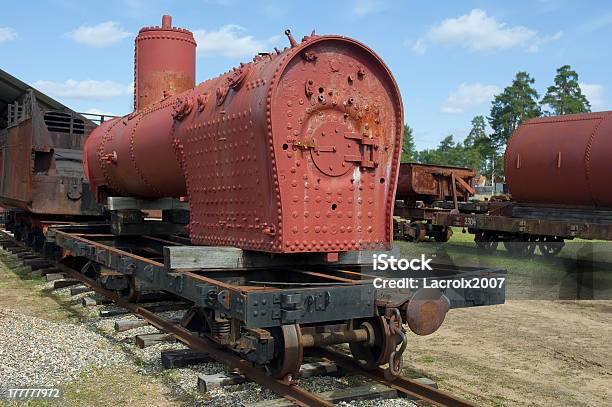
343,132,378,168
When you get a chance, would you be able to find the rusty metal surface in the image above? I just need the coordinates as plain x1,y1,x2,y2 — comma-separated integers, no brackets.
134,15,196,111
396,163,475,203
505,111,612,207
0,89,102,215
433,211,612,241
85,16,404,253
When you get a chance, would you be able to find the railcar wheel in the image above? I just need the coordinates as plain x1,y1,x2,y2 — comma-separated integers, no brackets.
503,236,536,256
538,236,565,257
433,226,452,242
267,324,303,380
474,232,498,252
349,317,393,370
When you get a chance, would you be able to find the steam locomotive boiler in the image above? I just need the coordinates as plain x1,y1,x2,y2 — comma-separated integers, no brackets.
84,15,403,254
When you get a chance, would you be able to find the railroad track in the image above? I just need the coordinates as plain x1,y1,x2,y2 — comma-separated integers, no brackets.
0,230,477,407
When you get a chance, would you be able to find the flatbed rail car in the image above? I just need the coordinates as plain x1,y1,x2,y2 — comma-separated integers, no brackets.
433,201,612,257
393,163,482,242
43,218,505,381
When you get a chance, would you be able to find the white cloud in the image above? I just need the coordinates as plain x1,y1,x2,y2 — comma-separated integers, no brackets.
427,9,561,53
0,27,17,43
353,0,386,16
193,25,278,58
580,83,605,109
83,108,118,117
527,31,563,53
66,21,131,47
442,83,501,114
408,38,426,55
33,79,132,100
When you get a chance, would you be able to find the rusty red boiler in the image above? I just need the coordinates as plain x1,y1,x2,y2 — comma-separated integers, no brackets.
505,111,612,207
84,16,404,253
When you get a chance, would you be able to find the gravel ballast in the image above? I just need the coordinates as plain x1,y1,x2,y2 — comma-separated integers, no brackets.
0,258,418,406
0,308,128,388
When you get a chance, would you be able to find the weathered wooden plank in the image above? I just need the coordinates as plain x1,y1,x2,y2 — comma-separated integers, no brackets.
197,373,247,393
243,383,397,407
164,246,399,270
17,253,38,259
99,307,129,317
297,361,340,378
107,196,189,211
7,247,29,254
161,349,213,369
53,279,81,289
114,319,149,332
81,296,97,307
195,362,342,395
38,267,63,276
45,273,67,282
81,294,112,307
70,286,93,295
134,333,176,348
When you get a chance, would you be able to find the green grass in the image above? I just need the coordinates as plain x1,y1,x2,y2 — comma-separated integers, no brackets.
394,227,612,300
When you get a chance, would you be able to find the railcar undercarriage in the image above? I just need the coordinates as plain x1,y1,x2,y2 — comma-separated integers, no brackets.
5,210,505,383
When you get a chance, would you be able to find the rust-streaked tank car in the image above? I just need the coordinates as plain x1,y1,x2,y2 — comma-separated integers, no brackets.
433,111,612,256
505,111,612,207
0,69,104,249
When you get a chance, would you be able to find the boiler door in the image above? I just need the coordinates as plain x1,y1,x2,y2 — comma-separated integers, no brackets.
310,122,360,177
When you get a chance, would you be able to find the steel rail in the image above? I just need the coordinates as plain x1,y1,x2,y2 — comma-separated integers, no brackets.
53,263,333,407
313,347,477,407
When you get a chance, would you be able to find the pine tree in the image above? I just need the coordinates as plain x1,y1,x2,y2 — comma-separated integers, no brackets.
541,65,591,115
401,125,415,162
488,72,541,148
464,116,493,174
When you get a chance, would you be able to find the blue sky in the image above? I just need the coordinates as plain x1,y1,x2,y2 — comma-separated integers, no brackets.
1,0,610,149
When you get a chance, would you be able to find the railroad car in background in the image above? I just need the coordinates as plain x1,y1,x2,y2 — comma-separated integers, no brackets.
0,69,106,249
393,162,487,242
434,111,612,256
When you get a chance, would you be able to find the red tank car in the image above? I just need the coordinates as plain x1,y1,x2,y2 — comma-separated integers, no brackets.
505,111,612,207
84,16,404,253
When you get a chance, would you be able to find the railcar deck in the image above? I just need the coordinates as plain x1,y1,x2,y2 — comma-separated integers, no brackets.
46,223,505,329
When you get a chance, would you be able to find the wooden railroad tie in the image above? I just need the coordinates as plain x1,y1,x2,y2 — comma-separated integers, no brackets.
197,361,341,394
53,279,81,289
134,333,176,348
70,286,93,295
114,319,150,332
38,267,63,276
100,302,190,318
161,349,213,369
245,383,396,406
245,378,438,407
45,273,67,282
23,259,53,270
81,294,112,307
